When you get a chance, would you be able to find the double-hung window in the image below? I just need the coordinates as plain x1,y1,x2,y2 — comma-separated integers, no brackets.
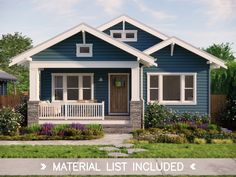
52,74,94,101
147,73,197,105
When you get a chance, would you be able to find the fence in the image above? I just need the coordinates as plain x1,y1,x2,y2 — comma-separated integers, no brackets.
211,94,227,119
0,95,22,108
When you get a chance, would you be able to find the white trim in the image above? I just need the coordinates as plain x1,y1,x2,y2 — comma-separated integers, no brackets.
110,30,137,42
144,37,227,69
131,66,140,101
29,67,40,101
97,15,168,40
76,44,93,57
108,73,130,115
51,73,94,102
29,61,139,69
9,23,156,67
147,72,197,105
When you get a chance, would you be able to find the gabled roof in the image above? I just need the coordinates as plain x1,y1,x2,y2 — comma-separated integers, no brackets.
0,70,17,81
97,15,169,40
144,37,227,69
9,23,156,67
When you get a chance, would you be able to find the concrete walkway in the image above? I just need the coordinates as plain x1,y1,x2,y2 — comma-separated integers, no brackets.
0,134,132,146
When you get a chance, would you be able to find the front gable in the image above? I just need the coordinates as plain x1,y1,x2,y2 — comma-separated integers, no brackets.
103,22,163,51
32,31,137,61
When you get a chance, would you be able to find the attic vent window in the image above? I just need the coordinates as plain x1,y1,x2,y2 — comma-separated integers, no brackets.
110,30,137,42
76,44,93,57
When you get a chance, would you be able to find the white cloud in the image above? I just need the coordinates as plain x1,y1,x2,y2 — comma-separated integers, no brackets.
132,0,176,20
200,0,236,26
96,0,125,15
32,0,80,16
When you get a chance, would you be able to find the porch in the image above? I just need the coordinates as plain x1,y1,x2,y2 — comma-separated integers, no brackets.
28,61,143,129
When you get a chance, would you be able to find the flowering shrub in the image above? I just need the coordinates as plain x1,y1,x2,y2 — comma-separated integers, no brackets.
70,123,85,130
39,123,54,136
0,107,23,135
145,103,209,128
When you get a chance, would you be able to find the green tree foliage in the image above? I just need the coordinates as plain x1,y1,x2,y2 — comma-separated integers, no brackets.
205,43,236,127
0,32,33,94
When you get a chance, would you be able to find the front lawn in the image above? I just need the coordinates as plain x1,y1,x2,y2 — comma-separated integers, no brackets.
0,144,235,158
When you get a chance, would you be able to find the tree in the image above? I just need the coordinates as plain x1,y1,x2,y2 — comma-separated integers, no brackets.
205,43,236,129
0,32,33,94
205,43,235,62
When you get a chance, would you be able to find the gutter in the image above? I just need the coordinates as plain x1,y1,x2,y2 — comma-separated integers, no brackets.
140,65,145,129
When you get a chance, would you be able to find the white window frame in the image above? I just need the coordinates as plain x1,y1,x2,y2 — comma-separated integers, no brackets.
147,72,197,105
51,73,94,102
76,44,93,57
110,30,137,42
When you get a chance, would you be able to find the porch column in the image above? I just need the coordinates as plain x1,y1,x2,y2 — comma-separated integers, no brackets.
131,65,140,101
28,65,40,125
130,64,142,129
29,67,40,101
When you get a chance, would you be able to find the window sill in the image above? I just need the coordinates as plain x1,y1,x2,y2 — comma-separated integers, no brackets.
148,101,197,105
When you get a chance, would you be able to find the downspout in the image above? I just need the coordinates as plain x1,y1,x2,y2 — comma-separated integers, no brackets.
140,65,145,129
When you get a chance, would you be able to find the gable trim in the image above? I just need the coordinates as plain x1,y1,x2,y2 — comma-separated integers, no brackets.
9,23,156,67
97,15,168,40
144,37,227,69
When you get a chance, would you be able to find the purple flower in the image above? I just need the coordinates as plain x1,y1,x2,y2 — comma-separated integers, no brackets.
40,123,54,136
70,123,85,130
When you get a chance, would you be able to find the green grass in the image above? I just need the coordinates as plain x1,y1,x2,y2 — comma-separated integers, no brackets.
131,143,236,158
0,145,108,158
0,144,235,158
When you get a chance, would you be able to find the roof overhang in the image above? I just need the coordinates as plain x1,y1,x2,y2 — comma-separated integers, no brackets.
9,23,156,67
144,37,227,69
97,15,169,40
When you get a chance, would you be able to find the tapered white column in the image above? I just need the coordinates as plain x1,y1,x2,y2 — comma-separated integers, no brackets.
29,66,40,101
131,65,140,101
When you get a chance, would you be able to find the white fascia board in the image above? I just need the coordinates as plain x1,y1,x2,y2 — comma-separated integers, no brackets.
97,15,169,40
10,23,156,67
29,61,139,69
144,37,227,69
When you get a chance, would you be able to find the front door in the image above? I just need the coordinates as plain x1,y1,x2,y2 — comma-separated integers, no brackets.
109,74,129,115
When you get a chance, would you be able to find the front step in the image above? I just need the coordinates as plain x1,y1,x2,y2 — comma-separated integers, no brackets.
103,124,133,134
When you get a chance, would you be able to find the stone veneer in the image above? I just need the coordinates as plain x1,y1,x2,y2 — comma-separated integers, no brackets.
27,101,40,125
130,101,143,129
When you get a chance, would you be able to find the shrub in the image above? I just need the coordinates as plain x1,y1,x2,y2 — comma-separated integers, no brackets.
70,123,85,130
194,138,206,144
152,134,188,144
52,124,69,136
145,103,172,128
63,128,81,137
15,101,27,126
39,123,54,136
25,124,41,134
0,107,23,135
211,139,233,144
85,124,103,136
207,124,218,130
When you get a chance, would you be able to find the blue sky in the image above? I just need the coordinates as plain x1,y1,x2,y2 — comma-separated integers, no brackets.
1,0,236,52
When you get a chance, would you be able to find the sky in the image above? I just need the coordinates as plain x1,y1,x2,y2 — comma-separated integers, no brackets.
0,0,236,52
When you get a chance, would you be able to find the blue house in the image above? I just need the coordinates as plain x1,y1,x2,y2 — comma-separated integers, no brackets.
10,16,226,131
0,70,17,95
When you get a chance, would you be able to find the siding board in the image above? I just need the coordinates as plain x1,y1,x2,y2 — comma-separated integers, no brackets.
143,45,210,114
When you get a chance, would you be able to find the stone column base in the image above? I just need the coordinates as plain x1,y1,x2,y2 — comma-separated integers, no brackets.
27,101,40,125
130,101,143,130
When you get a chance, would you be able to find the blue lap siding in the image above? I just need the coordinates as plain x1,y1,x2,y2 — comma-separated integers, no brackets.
143,45,210,114
40,68,131,115
32,32,136,61
103,22,163,51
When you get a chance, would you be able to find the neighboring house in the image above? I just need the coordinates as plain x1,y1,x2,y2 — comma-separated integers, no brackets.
9,15,226,131
0,70,17,95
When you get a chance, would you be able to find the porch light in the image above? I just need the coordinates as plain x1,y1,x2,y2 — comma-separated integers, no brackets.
98,77,103,82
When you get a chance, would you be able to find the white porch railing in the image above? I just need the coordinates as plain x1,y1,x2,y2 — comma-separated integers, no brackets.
39,101,105,120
